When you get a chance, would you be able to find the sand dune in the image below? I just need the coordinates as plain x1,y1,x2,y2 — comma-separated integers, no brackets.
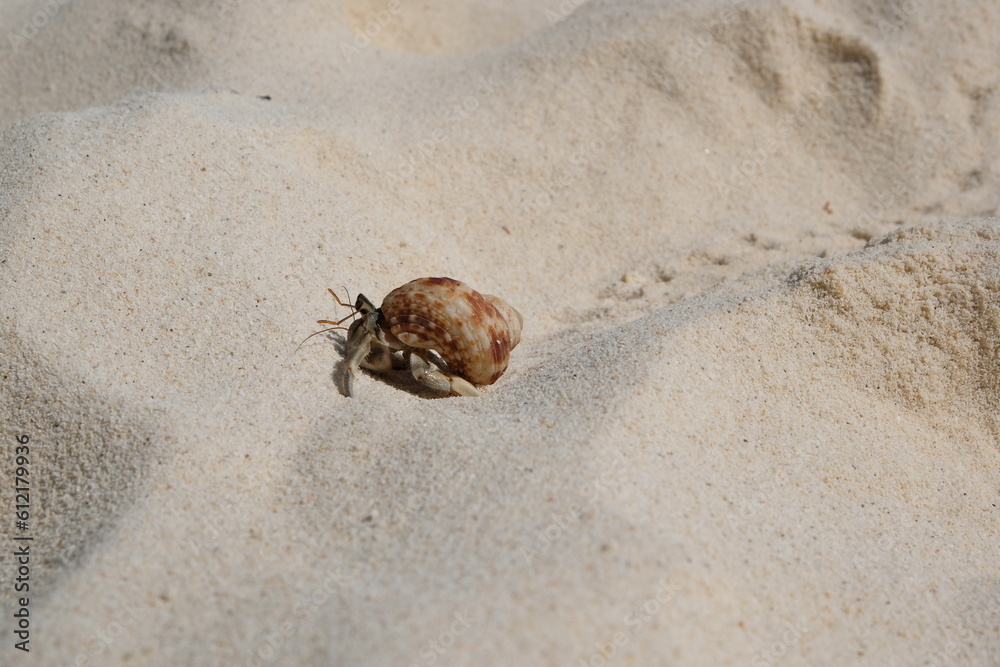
1,0,998,665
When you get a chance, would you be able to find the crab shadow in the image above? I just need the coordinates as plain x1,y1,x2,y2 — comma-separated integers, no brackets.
324,333,455,399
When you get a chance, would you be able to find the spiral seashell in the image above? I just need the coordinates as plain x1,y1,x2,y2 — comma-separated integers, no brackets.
380,277,523,386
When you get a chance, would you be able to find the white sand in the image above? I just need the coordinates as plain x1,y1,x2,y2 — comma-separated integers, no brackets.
1,0,999,665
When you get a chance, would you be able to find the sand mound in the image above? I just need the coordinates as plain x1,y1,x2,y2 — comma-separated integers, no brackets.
1,0,998,664
792,222,1000,430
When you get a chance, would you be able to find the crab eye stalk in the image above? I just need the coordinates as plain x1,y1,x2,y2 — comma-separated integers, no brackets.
354,294,377,315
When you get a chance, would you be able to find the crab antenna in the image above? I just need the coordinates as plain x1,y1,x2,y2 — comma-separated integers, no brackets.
316,309,357,327
293,325,350,356
291,287,359,357
328,287,355,310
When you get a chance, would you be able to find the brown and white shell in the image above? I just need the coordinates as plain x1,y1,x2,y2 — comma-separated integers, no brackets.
380,277,523,386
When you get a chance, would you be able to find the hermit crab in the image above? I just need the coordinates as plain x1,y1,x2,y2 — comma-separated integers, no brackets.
311,277,523,397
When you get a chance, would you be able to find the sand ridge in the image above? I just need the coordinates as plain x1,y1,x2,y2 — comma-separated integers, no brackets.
1,0,998,665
